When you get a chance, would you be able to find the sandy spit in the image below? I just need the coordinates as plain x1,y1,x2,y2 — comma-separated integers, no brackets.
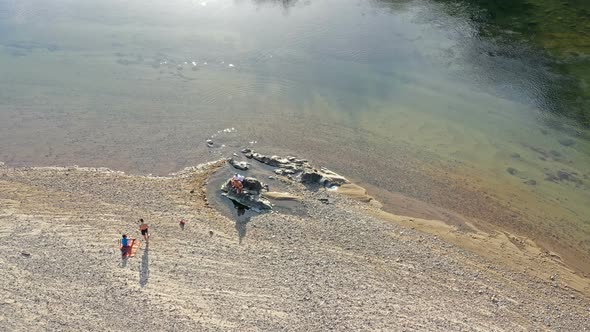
0,161,589,331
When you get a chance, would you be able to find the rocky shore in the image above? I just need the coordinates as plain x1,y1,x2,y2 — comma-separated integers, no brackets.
1,160,589,331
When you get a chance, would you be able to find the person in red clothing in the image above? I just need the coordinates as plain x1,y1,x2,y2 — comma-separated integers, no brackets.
231,174,244,194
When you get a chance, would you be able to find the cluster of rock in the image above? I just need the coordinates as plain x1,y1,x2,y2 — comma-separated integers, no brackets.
240,149,350,188
222,149,352,213
220,176,272,212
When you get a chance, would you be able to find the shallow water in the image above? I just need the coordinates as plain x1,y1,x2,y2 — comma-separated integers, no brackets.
0,0,589,272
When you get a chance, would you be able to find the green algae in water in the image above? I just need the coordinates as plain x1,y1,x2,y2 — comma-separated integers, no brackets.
434,0,590,127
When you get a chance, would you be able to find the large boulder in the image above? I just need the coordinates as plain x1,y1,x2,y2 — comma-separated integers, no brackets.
242,177,267,194
300,169,323,184
220,176,272,212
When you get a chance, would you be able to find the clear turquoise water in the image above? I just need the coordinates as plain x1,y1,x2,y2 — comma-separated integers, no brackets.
0,0,589,267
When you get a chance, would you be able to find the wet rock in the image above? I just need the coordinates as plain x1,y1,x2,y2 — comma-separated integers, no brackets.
246,150,349,188
524,179,537,186
300,168,349,187
229,158,249,171
21,252,31,257
223,191,272,212
301,170,323,184
558,138,575,147
506,167,518,175
220,177,272,212
242,177,267,194
206,139,214,147
241,148,251,154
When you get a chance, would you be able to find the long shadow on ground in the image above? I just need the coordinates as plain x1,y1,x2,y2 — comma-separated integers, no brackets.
139,243,149,287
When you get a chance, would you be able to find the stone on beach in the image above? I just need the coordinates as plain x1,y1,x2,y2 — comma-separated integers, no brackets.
229,158,249,170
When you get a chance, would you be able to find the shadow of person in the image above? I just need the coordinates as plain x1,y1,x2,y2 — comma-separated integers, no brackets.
139,242,150,287
235,216,251,244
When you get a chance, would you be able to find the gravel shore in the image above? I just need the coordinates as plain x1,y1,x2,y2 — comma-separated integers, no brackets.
1,161,589,331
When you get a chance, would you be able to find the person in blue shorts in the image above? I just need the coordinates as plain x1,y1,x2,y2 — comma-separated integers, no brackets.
121,234,132,258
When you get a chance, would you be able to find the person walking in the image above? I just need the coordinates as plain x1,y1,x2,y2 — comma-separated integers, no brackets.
139,219,150,242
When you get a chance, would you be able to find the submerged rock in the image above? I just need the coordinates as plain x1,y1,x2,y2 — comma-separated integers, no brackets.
506,167,518,176
558,138,576,147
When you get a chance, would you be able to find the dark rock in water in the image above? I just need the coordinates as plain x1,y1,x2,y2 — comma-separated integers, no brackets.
221,177,272,212
21,252,31,258
229,158,249,171
224,192,272,212
545,173,559,182
241,148,252,153
557,170,571,181
544,170,582,185
206,139,214,147
506,167,518,175
558,138,575,147
510,153,521,159
301,170,323,184
245,153,253,159
524,180,537,186
242,177,266,195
